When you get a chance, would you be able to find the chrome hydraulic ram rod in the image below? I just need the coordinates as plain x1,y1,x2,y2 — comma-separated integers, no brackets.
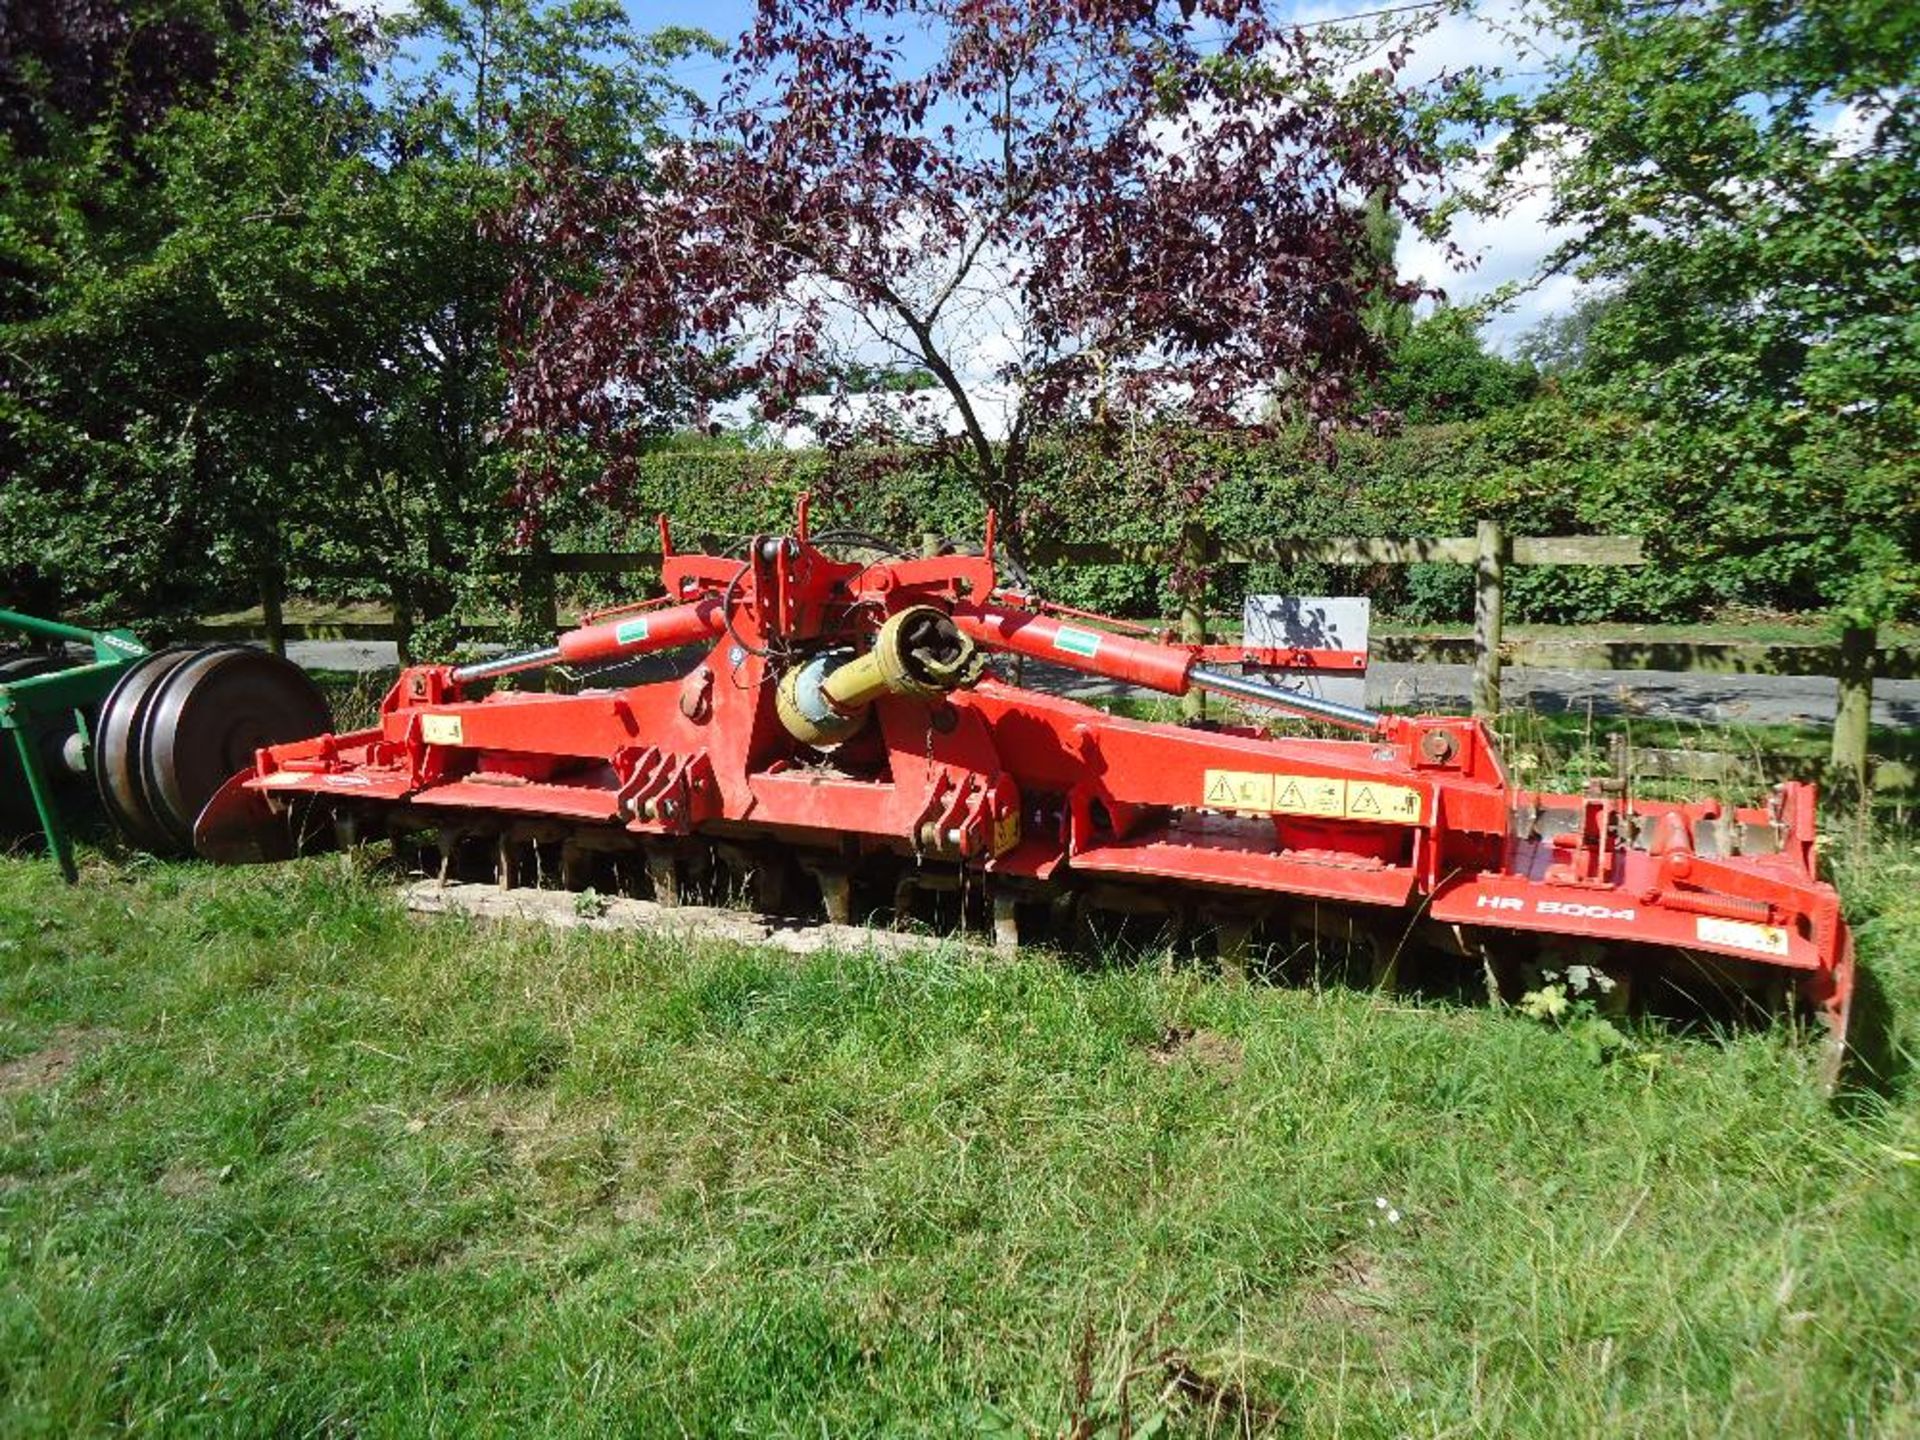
1188,665,1385,733
954,603,1386,733
450,595,726,686
449,645,564,684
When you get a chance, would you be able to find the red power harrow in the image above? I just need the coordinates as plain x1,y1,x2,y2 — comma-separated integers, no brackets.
186,501,1854,1061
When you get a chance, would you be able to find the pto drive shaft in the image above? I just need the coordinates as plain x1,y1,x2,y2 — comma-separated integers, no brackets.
777,606,983,746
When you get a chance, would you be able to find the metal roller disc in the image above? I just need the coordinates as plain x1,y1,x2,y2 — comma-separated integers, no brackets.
138,648,332,852
93,647,207,853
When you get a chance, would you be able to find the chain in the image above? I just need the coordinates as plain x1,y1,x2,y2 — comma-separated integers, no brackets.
915,710,937,872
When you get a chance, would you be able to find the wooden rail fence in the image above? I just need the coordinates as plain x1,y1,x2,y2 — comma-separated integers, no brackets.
194,522,1899,783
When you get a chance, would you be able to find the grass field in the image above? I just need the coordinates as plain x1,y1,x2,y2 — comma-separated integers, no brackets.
3,710,1918,1434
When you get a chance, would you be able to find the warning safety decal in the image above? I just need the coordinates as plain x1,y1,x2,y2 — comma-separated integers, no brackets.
1695,915,1790,957
1202,769,1422,825
420,714,465,746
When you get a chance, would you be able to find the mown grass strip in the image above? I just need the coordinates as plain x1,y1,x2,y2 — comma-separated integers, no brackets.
1,842,1916,1434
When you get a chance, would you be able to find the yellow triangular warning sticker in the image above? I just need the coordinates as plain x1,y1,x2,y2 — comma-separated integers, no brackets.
1202,769,1272,811
1342,781,1420,824
1277,781,1306,809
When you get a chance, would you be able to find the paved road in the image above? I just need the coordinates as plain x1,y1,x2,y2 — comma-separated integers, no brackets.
1369,661,1920,729
287,638,1919,728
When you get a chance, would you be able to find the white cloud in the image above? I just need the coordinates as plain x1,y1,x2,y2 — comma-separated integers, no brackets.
1398,136,1594,350
1817,98,1879,159
1284,0,1549,90
1295,0,1590,351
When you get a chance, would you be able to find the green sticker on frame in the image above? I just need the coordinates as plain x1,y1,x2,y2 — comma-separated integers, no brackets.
1053,625,1103,659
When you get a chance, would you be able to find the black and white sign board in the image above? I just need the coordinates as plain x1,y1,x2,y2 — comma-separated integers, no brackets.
1241,595,1370,710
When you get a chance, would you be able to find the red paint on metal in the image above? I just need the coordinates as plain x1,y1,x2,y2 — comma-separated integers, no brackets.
212,501,1854,1039
557,596,725,666
953,602,1196,692
1195,645,1369,671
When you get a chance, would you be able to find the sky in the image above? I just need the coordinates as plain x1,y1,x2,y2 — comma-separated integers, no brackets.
625,0,1588,352
1299,0,1586,346
351,0,1607,442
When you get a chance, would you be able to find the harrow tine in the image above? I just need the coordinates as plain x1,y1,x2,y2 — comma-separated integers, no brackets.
1369,932,1400,992
1047,891,1078,951
991,888,1020,954
643,844,679,906
801,861,854,926
560,840,591,893
1212,913,1256,987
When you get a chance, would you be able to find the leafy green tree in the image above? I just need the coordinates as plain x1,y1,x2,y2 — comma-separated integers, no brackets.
1357,193,1415,352
1513,291,1617,378
328,2,712,648
1365,308,1536,422
0,0,711,643
1477,0,1919,622
0,0,262,615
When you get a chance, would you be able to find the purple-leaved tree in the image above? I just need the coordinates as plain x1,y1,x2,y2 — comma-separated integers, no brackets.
502,0,1444,546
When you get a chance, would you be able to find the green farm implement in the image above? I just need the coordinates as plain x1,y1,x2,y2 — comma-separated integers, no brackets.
0,610,149,880
0,613,327,881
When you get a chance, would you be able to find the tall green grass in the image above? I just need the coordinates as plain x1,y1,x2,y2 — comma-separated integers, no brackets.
1,838,1915,1435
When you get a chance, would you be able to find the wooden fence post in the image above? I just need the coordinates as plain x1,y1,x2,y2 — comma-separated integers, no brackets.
1471,519,1505,719
519,543,559,693
392,585,414,667
1831,624,1875,795
1179,520,1210,721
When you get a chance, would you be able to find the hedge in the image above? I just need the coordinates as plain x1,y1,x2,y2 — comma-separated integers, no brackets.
540,400,1832,626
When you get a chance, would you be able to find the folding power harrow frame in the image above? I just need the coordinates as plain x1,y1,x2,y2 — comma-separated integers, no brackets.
191,503,1854,1058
